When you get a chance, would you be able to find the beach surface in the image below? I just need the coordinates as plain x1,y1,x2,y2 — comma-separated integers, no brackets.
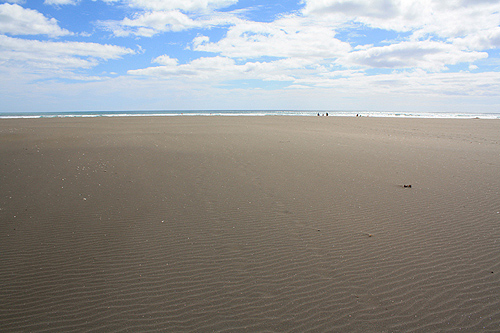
1,116,500,331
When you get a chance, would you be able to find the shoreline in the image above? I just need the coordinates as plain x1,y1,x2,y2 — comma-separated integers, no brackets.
1,110,500,119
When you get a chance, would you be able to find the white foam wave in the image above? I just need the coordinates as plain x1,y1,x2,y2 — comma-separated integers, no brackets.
1,111,499,119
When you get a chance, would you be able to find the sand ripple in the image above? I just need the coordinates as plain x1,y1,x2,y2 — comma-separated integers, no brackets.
1,117,500,331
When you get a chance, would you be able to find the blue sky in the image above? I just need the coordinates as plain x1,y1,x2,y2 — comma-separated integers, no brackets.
1,0,500,112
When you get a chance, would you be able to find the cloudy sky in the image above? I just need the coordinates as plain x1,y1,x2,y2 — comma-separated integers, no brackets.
1,0,500,113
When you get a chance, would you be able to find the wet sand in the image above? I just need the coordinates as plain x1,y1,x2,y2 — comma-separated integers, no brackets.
1,116,500,331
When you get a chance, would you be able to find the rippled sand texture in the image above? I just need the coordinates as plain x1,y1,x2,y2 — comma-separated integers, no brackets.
1,116,500,331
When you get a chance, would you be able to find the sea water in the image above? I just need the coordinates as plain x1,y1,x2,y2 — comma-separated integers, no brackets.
1,110,499,119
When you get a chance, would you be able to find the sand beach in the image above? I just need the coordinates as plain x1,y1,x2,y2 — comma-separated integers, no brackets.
1,116,500,331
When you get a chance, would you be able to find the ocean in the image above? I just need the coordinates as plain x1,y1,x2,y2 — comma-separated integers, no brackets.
1,110,499,119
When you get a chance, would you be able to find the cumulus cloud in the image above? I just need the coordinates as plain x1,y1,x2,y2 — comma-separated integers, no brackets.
126,51,500,101
117,0,497,100
153,54,178,66
193,16,352,59
128,55,320,83
44,0,79,5
102,10,199,37
453,27,500,51
183,1,496,75
127,10,491,90
375,71,500,97
129,56,237,78
100,3,240,37
0,3,71,36
125,0,238,12
303,0,400,19
0,34,134,72
291,68,500,98
1,0,25,3
302,0,500,40
340,40,488,71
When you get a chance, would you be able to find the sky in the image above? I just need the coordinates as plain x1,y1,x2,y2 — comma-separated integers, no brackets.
1,0,500,113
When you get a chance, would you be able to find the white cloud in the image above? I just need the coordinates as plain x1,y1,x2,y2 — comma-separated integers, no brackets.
100,8,239,37
113,0,497,101
0,3,71,37
128,56,237,79
130,52,377,91
124,0,238,12
1,0,499,113
103,10,199,37
97,0,243,37
302,0,500,41
193,16,352,59
340,40,488,71
289,68,500,99
286,84,313,89
125,46,500,102
153,55,178,66
188,13,488,75
303,0,400,19
453,27,500,51
193,35,209,46
44,0,79,5
379,71,500,97
128,55,313,83
4,63,499,113
0,34,134,73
